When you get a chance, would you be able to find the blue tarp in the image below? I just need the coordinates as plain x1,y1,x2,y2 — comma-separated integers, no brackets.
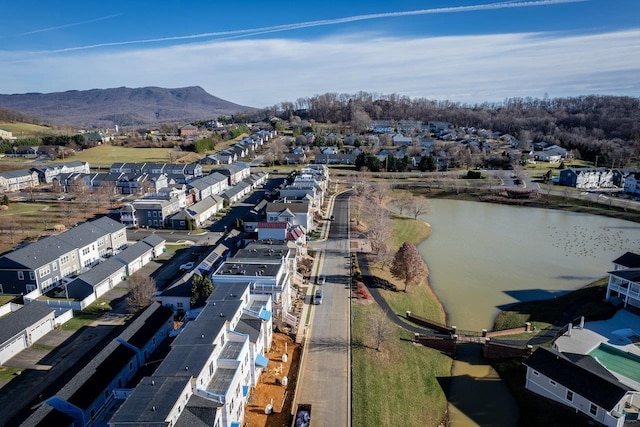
242,385,250,397
255,354,269,368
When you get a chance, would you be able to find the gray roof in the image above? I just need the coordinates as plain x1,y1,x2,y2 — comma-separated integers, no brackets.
235,316,263,343
110,376,191,424
266,202,310,213
215,261,281,278
142,233,166,248
154,344,216,378
524,347,633,410
186,195,223,216
188,172,227,191
613,252,640,269
0,302,54,344
115,240,154,264
74,257,126,287
174,394,220,427
0,235,76,269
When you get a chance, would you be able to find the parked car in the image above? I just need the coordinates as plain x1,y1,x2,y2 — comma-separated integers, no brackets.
314,289,323,305
179,262,195,271
330,215,335,221
318,275,326,285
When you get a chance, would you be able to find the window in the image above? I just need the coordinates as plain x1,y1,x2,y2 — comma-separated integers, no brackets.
29,271,35,280
18,271,24,280
590,404,598,416
26,284,36,292
52,264,57,271
177,302,183,308
39,266,50,277
148,211,151,217
61,255,69,264
566,390,573,401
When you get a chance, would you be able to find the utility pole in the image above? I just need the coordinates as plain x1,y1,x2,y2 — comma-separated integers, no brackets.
594,155,599,168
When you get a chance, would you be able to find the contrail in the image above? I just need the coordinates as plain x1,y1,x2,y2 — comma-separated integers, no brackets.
18,14,122,36
40,0,586,54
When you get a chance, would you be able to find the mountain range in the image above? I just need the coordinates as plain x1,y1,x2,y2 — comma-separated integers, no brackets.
0,86,253,128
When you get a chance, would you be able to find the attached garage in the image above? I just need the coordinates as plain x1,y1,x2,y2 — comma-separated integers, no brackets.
0,334,27,365
115,241,154,276
0,302,55,365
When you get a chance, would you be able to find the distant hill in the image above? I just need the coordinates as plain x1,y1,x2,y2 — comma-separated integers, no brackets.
0,86,254,128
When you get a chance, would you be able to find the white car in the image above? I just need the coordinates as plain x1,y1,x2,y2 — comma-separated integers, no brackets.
179,262,195,271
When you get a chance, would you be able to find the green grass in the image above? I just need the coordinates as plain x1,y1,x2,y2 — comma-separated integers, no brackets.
0,295,17,305
0,203,50,217
59,298,112,331
0,121,59,137
30,343,56,351
352,304,450,427
390,213,431,252
51,145,179,165
0,366,23,382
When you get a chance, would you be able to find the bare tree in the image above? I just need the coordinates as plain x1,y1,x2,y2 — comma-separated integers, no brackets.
390,242,428,292
363,203,392,259
408,197,431,219
368,181,391,205
369,309,395,352
126,274,157,313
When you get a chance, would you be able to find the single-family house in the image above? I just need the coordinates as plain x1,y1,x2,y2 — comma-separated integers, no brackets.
623,172,640,196
179,124,198,137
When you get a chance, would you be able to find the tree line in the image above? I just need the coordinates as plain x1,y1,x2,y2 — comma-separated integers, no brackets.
232,92,640,167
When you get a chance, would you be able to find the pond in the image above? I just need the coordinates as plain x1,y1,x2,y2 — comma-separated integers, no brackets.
417,199,640,331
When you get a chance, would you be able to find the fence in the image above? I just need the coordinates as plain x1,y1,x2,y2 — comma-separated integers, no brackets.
405,311,452,334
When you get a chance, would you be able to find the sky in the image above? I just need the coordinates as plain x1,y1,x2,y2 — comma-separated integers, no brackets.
1,0,639,108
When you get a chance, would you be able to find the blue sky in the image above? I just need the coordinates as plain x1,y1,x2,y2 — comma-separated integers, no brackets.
1,0,639,108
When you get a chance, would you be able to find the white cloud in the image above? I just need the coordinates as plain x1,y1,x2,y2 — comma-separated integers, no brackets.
1,29,639,107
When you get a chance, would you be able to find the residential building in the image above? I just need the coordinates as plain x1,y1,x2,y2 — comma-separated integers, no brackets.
559,168,615,189
179,124,198,137
0,128,12,140
109,283,272,427
0,169,39,192
265,201,313,232
524,347,639,427
212,163,251,186
188,172,229,201
605,268,640,311
119,199,180,228
623,172,640,196
31,161,90,184
0,216,127,295
170,195,224,229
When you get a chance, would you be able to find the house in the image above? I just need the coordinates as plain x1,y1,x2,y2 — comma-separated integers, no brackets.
265,201,313,232
212,243,293,315
0,169,39,192
179,124,198,137
119,199,181,228
212,163,251,186
612,252,640,271
7,146,38,158
31,161,90,183
24,303,174,427
0,301,55,365
0,128,13,140
170,195,224,229
524,347,639,427
605,268,640,311
320,146,338,155
0,216,127,295
109,283,273,427
623,172,640,196
392,134,413,147
559,168,615,189
187,172,229,201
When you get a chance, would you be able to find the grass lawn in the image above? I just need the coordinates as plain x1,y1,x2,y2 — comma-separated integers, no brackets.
0,366,22,382
0,295,17,305
352,303,450,427
59,298,112,331
52,145,179,165
0,121,59,137
352,206,451,427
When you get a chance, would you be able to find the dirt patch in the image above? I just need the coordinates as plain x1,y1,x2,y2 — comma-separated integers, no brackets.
244,332,301,427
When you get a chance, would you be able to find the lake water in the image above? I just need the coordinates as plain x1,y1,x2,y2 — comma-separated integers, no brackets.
417,199,640,330
405,199,640,426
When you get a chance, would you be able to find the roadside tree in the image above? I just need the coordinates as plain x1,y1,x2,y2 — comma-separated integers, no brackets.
369,309,395,352
390,242,428,292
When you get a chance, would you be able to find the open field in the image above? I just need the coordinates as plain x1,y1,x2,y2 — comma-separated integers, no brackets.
0,122,60,137
51,145,181,166
352,303,450,427
0,201,114,255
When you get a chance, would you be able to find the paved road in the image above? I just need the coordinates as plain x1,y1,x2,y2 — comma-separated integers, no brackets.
298,193,351,427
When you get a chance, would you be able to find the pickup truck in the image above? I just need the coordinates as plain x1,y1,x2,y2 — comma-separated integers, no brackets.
292,403,311,427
